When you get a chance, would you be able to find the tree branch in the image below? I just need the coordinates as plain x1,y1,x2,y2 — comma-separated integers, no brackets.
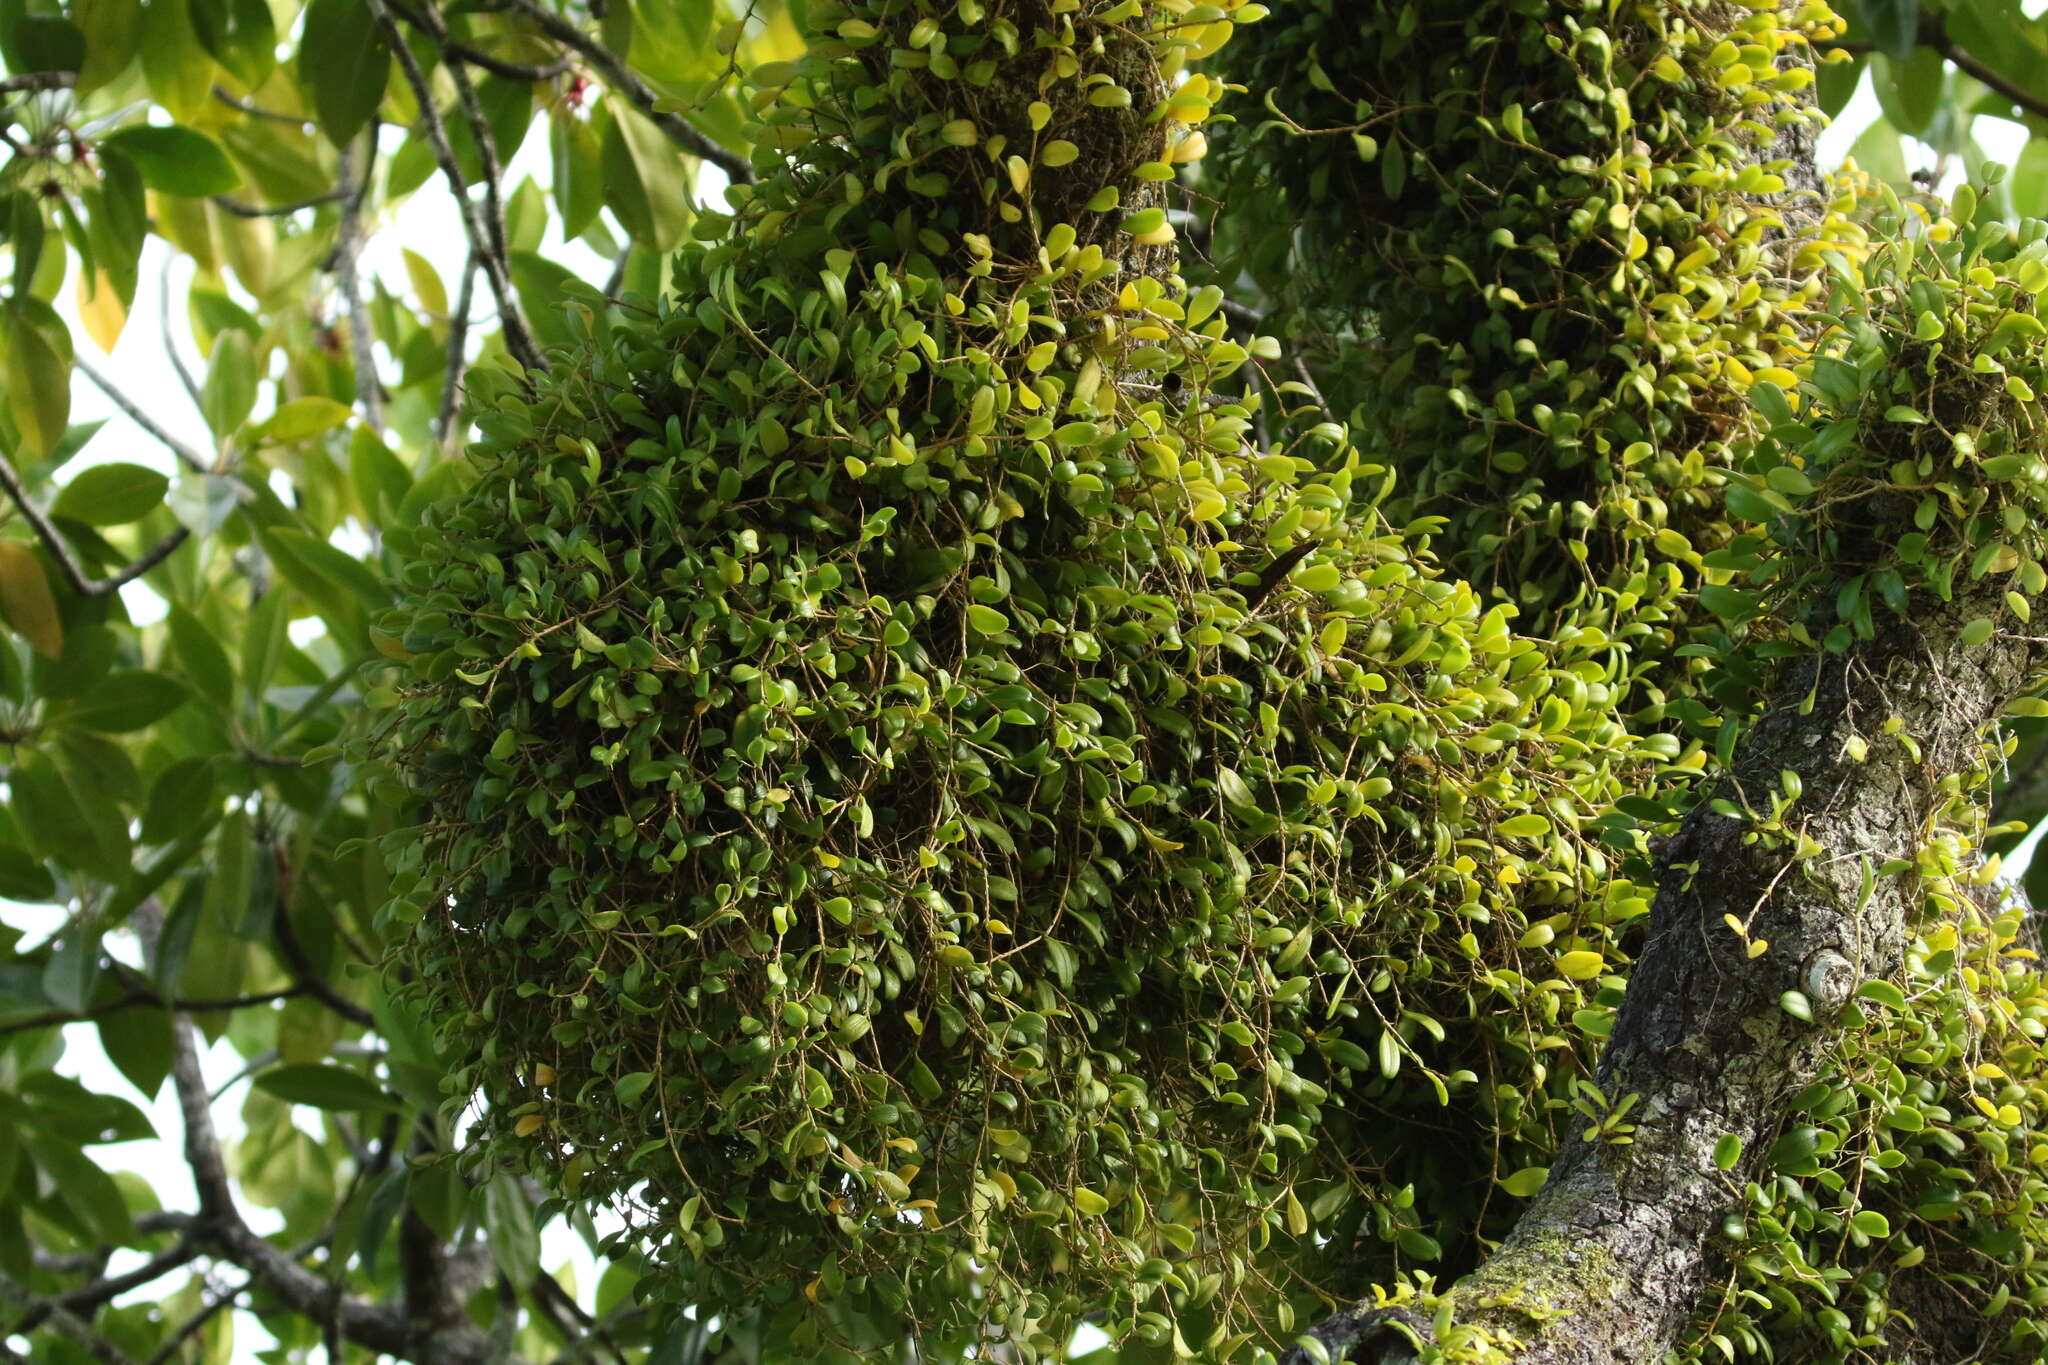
212,187,351,219
1820,32,2048,125
0,453,189,598
212,85,312,125
271,894,376,1029
0,1275,138,1365
140,1274,245,1365
502,0,756,185
74,354,210,473
333,140,385,432
367,0,546,373
8,1230,203,1337
158,257,207,417
168,1014,525,1365
0,72,74,98
0,982,311,1041
1357,593,2041,1363
384,0,577,81
438,251,480,448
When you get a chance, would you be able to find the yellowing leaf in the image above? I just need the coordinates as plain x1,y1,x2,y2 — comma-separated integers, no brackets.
1186,481,1227,523
0,542,63,659
4,308,69,458
76,269,128,353
404,248,448,316
1556,950,1605,981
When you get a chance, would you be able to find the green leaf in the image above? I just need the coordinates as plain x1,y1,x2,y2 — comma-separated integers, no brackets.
4,14,84,73
4,305,70,458
50,462,170,526
41,924,99,1014
142,757,218,844
1713,1133,1742,1170
260,526,389,619
138,0,213,121
99,1004,175,1099
1497,813,1551,838
1766,465,1816,497
1499,1166,1548,1198
1959,617,1995,648
509,250,581,354
73,0,144,94
299,0,390,148
13,748,129,880
1863,0,1919,64
258,396,353,444
1851,1209,1892,1238
254,1063,406,1114
188,0,275,88
65,669,191,733
552,110,604,241
0,843,55,901
201,330,258,437
27,1136,131,1243
1872,46,1944,136
1854,979,1908,1010
1395,1227,1441,1260
166,606,234,702
600,104,695,251
481,1173,541,1288
100,125,240,197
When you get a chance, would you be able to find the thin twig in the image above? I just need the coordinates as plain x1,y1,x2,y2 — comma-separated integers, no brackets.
0,982,309,1041
1820,34,2048,124
0,454,189,598
140,1276,246,1365
213,85,311,125
169,1015,525,1365
158,257,207,417
0,72,74,98
438,250,480,447
366,0,545,372
0,1275,138,1365
385,0,576,81
9,1232,202,1336
503,0,755,184
271,892,376,1029
213,187,351,219
333,141,385,431
409,2,519,323
74,354,210,473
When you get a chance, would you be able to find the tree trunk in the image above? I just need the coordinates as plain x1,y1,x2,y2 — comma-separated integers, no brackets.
1254,3,2043,1359
1289,589,2034,1361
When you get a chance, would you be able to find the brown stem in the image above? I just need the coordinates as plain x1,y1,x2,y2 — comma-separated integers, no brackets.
502,0,756,184
0,452,189,598
365,0,545,373
333,140,386,431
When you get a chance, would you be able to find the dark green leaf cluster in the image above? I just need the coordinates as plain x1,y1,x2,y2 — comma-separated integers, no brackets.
1205,0,1843,643
375,2,1673,1356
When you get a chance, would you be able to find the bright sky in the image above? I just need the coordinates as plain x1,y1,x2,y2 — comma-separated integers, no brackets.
6,56,2047,1365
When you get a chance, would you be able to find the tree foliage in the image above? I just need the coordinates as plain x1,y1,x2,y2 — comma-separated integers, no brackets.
11,1,2048,1364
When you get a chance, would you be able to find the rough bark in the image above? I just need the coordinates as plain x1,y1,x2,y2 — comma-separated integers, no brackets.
1297,592,2037,1363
